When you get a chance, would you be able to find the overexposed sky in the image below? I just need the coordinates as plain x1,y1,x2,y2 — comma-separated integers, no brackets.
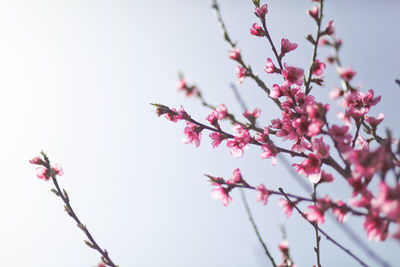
0,0,399,266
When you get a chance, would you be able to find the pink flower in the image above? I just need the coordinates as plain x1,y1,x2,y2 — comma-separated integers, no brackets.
29,156,45,165
255,4,268,18
339,67,356,82
229,47,241,60
227,168,243,184
312,136,330,159
363,215,389,241
206,110,219,127
305,196,331,224
264,58,277,73
282,63,304,86
226,124,251,158
317,170,334,184
366,113,384,129
243,108,261,122
176,79,198,97
183,122,202,147
279,199,294,218
292,153,321,181
332,200,348,223
329,86,343,99
306,206,325,224
211,183,233,207
216,104,228,119
280,39,298,56
324,20,334,36
269,84,282,98
371,182,400,220
164,106,185,122
250,23,265,37
308,6,319,21
256,184,270,205
35,164,63,181
98,262,106,267
311,59,326,76
236,66,247,85
209,132,223,148
261,143,278,165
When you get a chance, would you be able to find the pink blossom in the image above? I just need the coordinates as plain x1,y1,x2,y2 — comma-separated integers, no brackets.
165,106,185,122
243,108,261,122
282,63,304,86
306,205,325,224
324,20,334,36
250,23,265,37
339,67,356,82
227,168,243,184
255,4,268,18
206,110,219,127
36,167,51,181
183,122,202,147
311,59,326,76
280,39,298,56
226,124,251,158
329,86,343,99
371,182,400,220
312,136,330,159
209,132,223,148
317,170,334,184
216,104,228,119
329,125,352,145
236,66,247,85
292,153,321,181
308,6,319,21
264,58,277,73
261,143,278,165
211,183,233,207
229,47,241,60
363,215,389,241
269,84,282,98
35,164,64,181
176,79,186,91
29,156,45,166
256,184,270,205
366,113,384,129
279,199,294,218
305,196,332,224
332,200,348,223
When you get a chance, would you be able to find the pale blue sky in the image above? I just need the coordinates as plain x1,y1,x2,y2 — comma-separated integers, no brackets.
0,0,399,266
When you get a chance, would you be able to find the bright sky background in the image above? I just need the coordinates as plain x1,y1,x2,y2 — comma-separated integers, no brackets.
0,0,399,266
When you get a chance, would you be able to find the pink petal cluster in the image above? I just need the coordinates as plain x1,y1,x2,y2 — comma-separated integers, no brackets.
228,47,241,61
183,122,202,147
305,196,332,224
256,184,270,205
226,124,251,158
339,67,356,82
250,23,265,37
211,183,233,207
308,6,319,21
264,58,277,74
30,157,63,181
236,66,247,85
255,4,268,18
243,108,261,123
311,59,326,76
280,39,298,56
281,64,304,86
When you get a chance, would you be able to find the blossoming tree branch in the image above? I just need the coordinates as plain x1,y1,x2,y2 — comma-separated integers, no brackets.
153,0,399,266
30,0,399,266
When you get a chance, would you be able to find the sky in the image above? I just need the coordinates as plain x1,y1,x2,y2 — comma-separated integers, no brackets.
0,0,399,266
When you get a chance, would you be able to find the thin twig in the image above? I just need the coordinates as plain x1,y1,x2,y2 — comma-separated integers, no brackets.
305,0,325,95
41,152,117,267
240,189,277,267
